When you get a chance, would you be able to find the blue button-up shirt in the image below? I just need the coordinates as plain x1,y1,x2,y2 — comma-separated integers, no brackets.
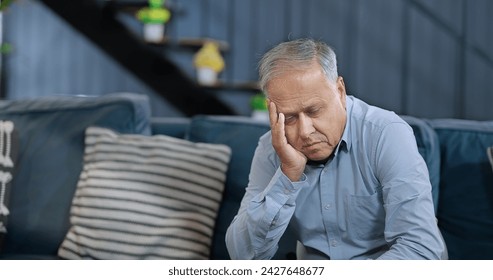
226,96,446,260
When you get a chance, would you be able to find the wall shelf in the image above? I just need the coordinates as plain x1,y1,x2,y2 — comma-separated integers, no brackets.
200,81,260,93
108,0,259,105
147,37,229,51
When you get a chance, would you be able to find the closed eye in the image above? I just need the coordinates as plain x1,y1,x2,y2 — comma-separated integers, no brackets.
306,106,321,117
284,115,297,125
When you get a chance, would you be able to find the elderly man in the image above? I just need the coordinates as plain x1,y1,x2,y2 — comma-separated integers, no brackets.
225,38,446,260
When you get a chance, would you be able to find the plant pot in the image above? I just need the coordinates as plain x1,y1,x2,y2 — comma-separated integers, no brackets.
251,110,269,122
196,67,218,86
143,23,165,43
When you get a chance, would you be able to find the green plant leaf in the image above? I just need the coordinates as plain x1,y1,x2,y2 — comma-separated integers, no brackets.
1,43,13,54
250,94,268,110
0,0,15,11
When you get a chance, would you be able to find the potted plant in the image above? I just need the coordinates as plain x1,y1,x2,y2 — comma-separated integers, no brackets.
250,93,269,121
136,0,171,43
1,0,15,72
193,41,225,86
0,42,12,55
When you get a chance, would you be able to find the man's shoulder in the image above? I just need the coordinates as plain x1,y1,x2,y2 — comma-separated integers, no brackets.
259,130,272,145
257,131,281,165
258,130,277,155
349,96,407,130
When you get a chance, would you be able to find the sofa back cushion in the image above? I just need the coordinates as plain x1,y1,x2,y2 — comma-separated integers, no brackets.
400,115,441,213
186,116,299,259
150,117,190,139
0,93,151,257
430,119,493,260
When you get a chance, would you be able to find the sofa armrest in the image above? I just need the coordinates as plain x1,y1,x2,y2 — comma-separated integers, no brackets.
430,118,493,259
0,93,152,257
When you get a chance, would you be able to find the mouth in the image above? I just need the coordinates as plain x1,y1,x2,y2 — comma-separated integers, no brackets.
302,142,323,148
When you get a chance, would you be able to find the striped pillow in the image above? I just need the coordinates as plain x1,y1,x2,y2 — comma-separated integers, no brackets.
1,120,18,248
57,126,231,259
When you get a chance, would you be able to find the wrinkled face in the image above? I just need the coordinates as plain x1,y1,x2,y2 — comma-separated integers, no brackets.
266,64,347,161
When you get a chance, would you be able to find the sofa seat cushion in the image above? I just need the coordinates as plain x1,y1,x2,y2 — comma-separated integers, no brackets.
0,93,151,257
58,126,231,259
0,253,60,260
430,119,493,259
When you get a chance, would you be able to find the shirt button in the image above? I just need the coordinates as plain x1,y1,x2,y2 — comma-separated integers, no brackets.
284,189,291,194
324,204,331,210
331,240,338,247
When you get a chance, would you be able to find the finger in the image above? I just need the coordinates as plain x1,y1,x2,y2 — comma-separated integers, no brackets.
271,112,288,151
277,112,287,145
268,100,278,128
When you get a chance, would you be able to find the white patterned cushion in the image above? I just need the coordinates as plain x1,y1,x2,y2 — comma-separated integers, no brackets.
57,126,231,259
0,120,18,248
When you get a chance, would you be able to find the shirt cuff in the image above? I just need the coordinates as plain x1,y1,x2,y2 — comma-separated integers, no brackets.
265,168,307,206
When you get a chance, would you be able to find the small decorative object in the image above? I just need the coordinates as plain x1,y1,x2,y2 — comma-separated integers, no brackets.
137,0,171,43
193,41,225,86
250,93,269,122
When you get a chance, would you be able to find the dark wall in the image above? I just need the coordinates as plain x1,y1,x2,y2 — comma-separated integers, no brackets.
1,0,184,116
2,0,493,119
165,0,493,120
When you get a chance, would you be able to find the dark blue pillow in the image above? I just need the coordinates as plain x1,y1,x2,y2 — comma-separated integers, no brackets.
430,119,493,259
187,116,297,259
0,93,151,258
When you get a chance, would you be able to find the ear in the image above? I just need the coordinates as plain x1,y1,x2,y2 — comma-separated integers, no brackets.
336,76,347,107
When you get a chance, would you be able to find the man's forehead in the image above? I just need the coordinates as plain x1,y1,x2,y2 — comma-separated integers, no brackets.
275,98,323,115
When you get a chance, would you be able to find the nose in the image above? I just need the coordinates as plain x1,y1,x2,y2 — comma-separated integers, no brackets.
298,114,314,139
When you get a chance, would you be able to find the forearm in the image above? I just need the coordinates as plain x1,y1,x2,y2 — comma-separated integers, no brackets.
376,191,446,260
226,169,305,259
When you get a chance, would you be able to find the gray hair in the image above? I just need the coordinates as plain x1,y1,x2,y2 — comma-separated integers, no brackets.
258,38,338,94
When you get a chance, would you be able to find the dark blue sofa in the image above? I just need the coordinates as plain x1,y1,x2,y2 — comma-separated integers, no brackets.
0,93,491,259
